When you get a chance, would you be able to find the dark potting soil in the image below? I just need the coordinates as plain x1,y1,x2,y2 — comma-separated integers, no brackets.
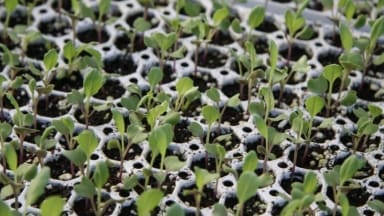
178,183,218,208
288,144,326,170
273,88,299,107
210,30,234,46
133,174,176,195
189,72,217,92
328,152,373,179
12,62,42,83
352,81,384,102
224,193,267,215
181,99,202,117
38,16,71,36
173,119,192,143
251,35,269,54
326,185,370,207
204,127,240,151
51,0,72,12
220,106,244,125
195,49,227,68
91,4,122,22
221,81,249,101
74,107,112,126
3,88,30,109
114,33,147,53
102,138,143,161
118,199,161,216
37,94,71,117
255,16,278,33
190,154,217,172
26,39,58,60
94,79,125,100
103,54,137,75
279,42,313,62
45,154,79,180
307,0,324,11
0,8,29,27
33,183,72,207
280,171,305,194
318,48,342,66
271,201,288,216
25,120,56,143
145,146,185,169
324,31,342,48
340,132,380,152
243,134,284,160
143,63,176,84
52,72,83,92
73,194,116,216
77,24,110,43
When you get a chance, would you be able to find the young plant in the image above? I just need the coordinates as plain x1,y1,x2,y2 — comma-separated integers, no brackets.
136,189,164,216
119,17,150,54
173,77,200,112
52,117,76,175
323,155,365,216
246,6,265,41
109,108,147,180
74,161,111,216
201,105,220,146
2,0,18,41
205,143,226,192
137,0,154,20
192,167,219,216
236,170,273,216
33,126,56,167
68,69,105,129
283,0,308,64
0,122,12,172
23,167,51,215
351,105,382,153
40,196,65,216
281,172,321,215
6,93,38,163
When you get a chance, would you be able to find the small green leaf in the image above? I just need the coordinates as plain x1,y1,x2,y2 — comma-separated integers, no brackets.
339,155,365,185
368,200,384,214
148,124,173,160
194,167,218,192
206,87,221,103
133,17,151,32
369,17,384,51
213,7,229,26
93,161,109,189
307,76,328,94
52,117,75,136
148,67,163,89
176,77,194,95
43,49,58,71
188,122,204,137
40,196,65,216
84,69,105,98
202,105,220,126
111,108,125,134
339,50,364,70
227,94,241,107
248,6,265,29
5,144,17,171
76,130,99,158
26,167,50,206
213,203,227,216
164,156,185,171
0,200,12,216
341,91,357,106
166,203,185,216
322,64,342,84
127,124,147,144
305,95,325,118
0,122,12,141
75,177,96,198
254,116,268,140
123,175,138,190
237,171,258,204
136,189,164,216
63,147,87,167
231,18,243,34
269,40,278,70
5,0,18,13
339,23,353,51
63,41,76,61
243,151,258,172
99,0,111,18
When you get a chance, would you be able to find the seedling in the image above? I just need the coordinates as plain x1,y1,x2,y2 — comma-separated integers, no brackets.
173,77,200,112
148,123,173,171
236,171,273,216
205,143,226,192
120,17,150,53
201,105,220,146
0,122,12,172
33,126,56,167
74,161,111,216
281,172,321,215
68,69,105,129
137,0,154,21
109,108,147,180
206,87,241,129
23,167,50,215
192,167,219,215
283,0,308,64
40,196,65,216
52,117,76,175
323,155,365,216
2,0,18,41
352,105,382,153
6,93,38,163
246,6,265,41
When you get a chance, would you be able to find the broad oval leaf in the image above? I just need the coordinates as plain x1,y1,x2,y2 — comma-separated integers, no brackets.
136,189,164,216
322,64,342,84
84,69,105,98
76,130,99,158
93,161,109,189
305,95,325,118
74,177,96,198
201,105,220,125
248,6,265,29
43,49,58,71
40,196,65,216
339,155,365,185
236,171,258,204
111,108,125,134
26,167,50,206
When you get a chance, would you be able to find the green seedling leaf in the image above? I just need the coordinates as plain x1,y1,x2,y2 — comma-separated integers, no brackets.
269,40,278,70
206,87,221,103
303,172,318,193
93,161,109,189
99,0,111,18
341,90,357,106
63,41,76,61
111,108,125,134
307,76,328,94
43,49,58,71
147,101,168,129
305,95,325,118
227,93,241,107
339,22,353,51
354,15,366,29
26,167,50,206
126,124,147,144
153,32,176,52
75,177,96,198
148,67,163,89
166,203,185,216
16,163,37,181
237,171,258,204
133,17,151,32
0,200,12,216
188,122,204,137
292,56,310,73
84,69,104,98
369,16,384,51
231,18,243,34
339,193,359,216
149,123,173,159
67,90,84,105
194,167,219,191
202,105,220,126
0,122,12,140
260,87,274,111
123,175,138,190
63,147,87,167
254,116,268,140
5,144,17,171
213,203,227,216
176,77,194,95
76,130,99,158
339,50,363,70
183,0,201,16
136,189,164,216
322,64,342,84
52,117,75,136
121,95,140,110
368,200,384,214
373,53,384,66
162,111,180,126
368,104,382,119
248,6,265,29
213,7,229,26
40,196,65,216
243,151,258,172
164,156,185,171
340,155,365,185
5,0,18,13
206,144,226,161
